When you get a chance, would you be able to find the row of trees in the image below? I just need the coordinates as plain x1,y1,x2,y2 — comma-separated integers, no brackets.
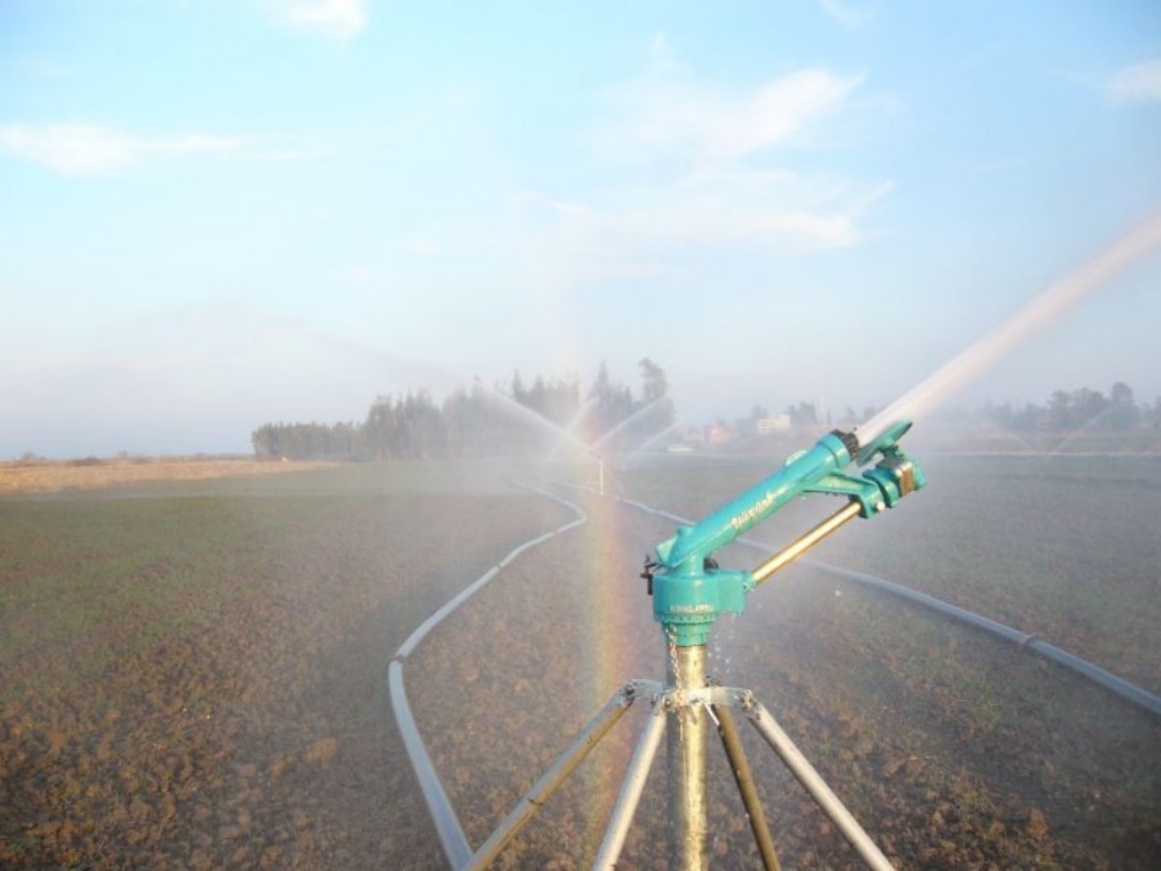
980,382,1159,433
728,383,1159,440
251,359,676,460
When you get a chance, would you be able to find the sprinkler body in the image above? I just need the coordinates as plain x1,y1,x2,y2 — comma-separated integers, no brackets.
649,422,924,646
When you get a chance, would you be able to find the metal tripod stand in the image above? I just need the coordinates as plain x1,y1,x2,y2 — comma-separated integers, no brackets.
462,603,895,870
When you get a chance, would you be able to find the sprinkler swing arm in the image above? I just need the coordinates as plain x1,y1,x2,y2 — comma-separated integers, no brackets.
646,421,925,647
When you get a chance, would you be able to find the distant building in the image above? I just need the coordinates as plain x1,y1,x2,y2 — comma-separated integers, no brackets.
757,414,791,434
706,423,733,444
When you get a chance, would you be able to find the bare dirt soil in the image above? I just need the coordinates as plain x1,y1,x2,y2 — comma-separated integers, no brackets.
0,457,331,495
0,462,570,869
2,457,1158,869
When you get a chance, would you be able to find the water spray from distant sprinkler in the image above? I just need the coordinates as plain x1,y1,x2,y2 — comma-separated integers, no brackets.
584,398,673,496
588,398,669,453
563,397,598,440
549,397,599,459
473,378,593,455
629,422,682,456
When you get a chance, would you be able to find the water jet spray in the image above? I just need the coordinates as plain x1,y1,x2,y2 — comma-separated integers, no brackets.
857,210,1161,447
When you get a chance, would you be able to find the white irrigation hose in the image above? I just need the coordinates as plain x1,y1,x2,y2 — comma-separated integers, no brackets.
812,562,1161,717
388,487,586,869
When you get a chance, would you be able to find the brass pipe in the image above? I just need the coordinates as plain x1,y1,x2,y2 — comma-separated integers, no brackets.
667,643,708,870
751,501,862,585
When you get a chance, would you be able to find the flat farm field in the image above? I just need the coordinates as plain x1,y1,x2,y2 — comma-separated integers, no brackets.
0,461,570,869
2,453,1159,869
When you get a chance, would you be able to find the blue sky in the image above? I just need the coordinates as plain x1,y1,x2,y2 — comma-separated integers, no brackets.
2,0,1159,457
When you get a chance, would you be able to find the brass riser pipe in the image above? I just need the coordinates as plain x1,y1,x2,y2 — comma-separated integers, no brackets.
751,501,862,585
668,643,708,870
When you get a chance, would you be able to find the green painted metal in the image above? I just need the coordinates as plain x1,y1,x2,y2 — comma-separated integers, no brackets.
649,424,925,646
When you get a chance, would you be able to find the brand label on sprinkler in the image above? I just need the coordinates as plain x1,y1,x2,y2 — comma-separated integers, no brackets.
730,492,774,532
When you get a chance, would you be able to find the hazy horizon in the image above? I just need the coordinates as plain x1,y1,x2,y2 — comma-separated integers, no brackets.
3,2,1160,458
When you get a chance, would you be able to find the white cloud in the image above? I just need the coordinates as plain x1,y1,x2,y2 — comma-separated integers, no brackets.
526,38,889,287
593,44,866,176
530,180,889,274
283,0,367,40
819,0,875,31
0,123,249,177
1107,59,1161,103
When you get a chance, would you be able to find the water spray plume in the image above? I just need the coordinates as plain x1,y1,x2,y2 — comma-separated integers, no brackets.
549,397,599,458
630,422,682,456
563,397,598,436
474,378,593,454
857,210,1161,449
589,398,668,452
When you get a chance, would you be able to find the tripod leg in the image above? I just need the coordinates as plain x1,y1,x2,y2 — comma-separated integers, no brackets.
713,702,781,871
745,697,895,871
465,682,639,869
592,701,667,870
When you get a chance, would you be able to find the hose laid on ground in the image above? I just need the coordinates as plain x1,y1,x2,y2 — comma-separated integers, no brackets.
580,486,1161,720
387,488,586,868
793,560,1161,718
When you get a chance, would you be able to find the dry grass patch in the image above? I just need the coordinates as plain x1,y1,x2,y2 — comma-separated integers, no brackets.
0,457,331,495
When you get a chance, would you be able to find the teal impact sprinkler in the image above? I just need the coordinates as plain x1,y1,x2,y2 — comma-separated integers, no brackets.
645,421,925,646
